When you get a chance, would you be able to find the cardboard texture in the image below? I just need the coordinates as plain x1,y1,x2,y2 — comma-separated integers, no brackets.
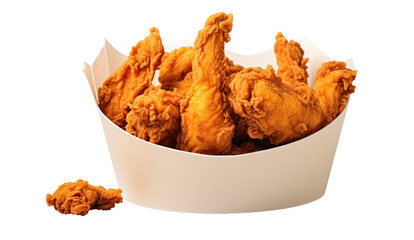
84,38,353,213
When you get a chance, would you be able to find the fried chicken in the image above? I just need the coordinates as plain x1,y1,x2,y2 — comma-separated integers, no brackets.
131,47,243,148
178,12,235,154
94,13,357,155
274,32,309,85
160,45,242,94
98,28,164,128
46,179,122,216
162,71,194,96
313,61,357,123
125,85,183,147
159,46,195,90
225,65,325,145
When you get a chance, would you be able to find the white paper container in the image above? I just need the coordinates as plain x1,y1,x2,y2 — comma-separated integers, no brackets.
83,38,353,213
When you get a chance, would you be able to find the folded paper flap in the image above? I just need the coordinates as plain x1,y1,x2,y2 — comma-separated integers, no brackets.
88,40,128,104
89,43,109,103
104,39,128,75
83,63,96,101
344,59,355,70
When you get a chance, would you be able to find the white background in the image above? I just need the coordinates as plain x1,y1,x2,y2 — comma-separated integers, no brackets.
1,0,413,239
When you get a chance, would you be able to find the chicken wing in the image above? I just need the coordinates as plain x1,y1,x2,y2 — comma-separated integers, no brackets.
274,32,309,85
46,179,122,216
178,12,235,154
159,46,195,90
98,28,164,128
160,45,242,94
225,65,324,145
125,85,183,147
313,61,357,123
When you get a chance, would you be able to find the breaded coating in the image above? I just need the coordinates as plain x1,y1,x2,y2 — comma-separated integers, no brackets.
159,46,195,90
178,12,235,154
46,179,122,216
226,65,325,145
224,57,244,76
126,86,183,147
160,45,242,94
313,61,357,123
98,28,164,128
274,32,309,85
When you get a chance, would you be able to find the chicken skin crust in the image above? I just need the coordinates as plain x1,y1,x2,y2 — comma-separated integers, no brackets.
313,61,357,123
225,65,325,146
160,45,243,94
274,32,309,85
98,27,164,128
126,86,183,147
46,179,122,216
178,12,235,154
159,46,195,90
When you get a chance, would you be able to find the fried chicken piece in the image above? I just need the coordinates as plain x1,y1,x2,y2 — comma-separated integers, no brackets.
159,46,195,90
46,179,122,216
313,61,357,123
225,65,325,145
163,71,194,96
125,85,183,147
178,12,235,154
160,45,242,95
98,28,164,128
163,56,243,96
274,32,309,85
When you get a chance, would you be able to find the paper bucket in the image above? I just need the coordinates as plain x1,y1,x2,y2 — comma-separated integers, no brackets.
84,38,353,213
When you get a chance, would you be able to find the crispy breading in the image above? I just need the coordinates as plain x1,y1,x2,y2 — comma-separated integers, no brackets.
178,12,235,154
46,179,122,216
98,28,164,128
126,86,183,147
274,32,309,85
226,65,324,145
313,61,357,123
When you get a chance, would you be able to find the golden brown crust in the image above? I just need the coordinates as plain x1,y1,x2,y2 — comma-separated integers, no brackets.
313,61,357,123
178,12,235,154
159,46,195,90
274,32,309,85
98,28,164,128
46,179,122,216
226,65,324,145
126,86,183,147
159,46,243,94
95,14,357,155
